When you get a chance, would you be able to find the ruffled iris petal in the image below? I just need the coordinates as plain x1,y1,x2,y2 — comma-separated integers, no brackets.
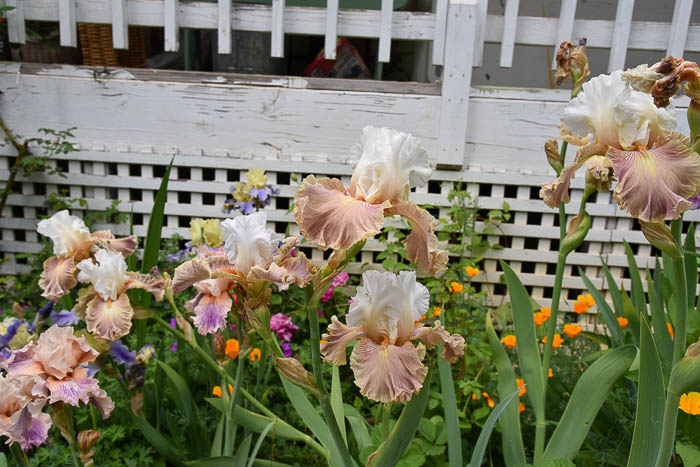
320,316,366,365
190,293,232,336
409,322,466,363
294,176,389,250
39,256,77,302
349,339,427,403
540,143,608,208
124,270,166,301
608,132,700,222
220,212,276,276
384,201,448,275
91,231,138,257
172,259,213,294
85,294,134,341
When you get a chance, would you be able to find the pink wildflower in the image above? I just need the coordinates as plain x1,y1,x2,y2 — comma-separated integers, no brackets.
270,313,299,342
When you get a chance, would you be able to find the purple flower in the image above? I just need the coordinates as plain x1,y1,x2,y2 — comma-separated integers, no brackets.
86,361,100,377
168,250,187,264
270,313,299,342
249,187,270,203
37,301,54,318
109,340,136,366
690,193,700,210
280,342,292,357
170,318,177,328
0,318,22,347
169,341,178,352
332,272,350,288
237,201,255,215
50,309,80,327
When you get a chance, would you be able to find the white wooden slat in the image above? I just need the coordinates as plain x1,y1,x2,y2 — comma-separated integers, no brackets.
607,0,635,72
378,0,393,63
551,0,577,70
164,0,179,52
6,0,25,44
324,0,339,60
58,0,77,47
271,0,285,57
437,0,476,168
218,0,232,54
667,0,693,57
431,0,448,65
498,0,519,68
111,0,129,50
472,0,488,67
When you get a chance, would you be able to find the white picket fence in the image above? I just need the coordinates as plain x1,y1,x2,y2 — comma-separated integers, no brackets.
0,0,699,313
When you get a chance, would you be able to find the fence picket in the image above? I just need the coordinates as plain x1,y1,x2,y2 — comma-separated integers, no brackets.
218,0,232,54
324,0,339,59
607,0,634,72
164,0,179,52
437,0,476,169
472,0,488,67
498,0,519,68
112,0,129,49
59,0,77,47
378,0,393,62
6,0,25,44
551,0,577,69
271,0,285,57
667,0,693,57
431,0,448,65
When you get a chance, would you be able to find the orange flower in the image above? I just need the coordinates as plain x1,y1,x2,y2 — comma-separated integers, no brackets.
449,282,464,293
667,322,674,339
225,338,240,359
227,383,234,394
320,339,328,344
542,333,564,349
574,294,595,314
432,306,442,317
501,335,517,348
540,307,551,320
471,393,478,400
516,378,526,397
548,368,553,378
212,386,222,398
679,392,700,415
465,266,479,278
418,314,427,322
563,323,582,339
249,348,262,362
533,312,547,327
482,392,494,408
617,317,629,330
519,401,525,413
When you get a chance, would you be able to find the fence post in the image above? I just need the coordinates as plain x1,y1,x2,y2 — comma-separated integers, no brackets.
436,0,476,170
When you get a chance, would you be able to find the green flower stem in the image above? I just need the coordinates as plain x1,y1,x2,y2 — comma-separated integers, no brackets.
534,140,570,463
306,289,357,467
10,442,30,467
655,219,688,467
226,324,246,452
65,405,83,467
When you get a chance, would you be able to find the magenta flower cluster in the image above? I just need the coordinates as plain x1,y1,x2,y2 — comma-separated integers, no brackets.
321,272,350,302
270,313,299,357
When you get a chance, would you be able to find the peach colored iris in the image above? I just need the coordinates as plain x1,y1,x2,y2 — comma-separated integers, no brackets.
294,127,447,274
321,271,465,403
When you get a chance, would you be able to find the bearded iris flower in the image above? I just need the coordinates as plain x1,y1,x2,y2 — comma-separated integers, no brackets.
540,70,700,223
320,271,464,403
294,127,448,274
36,210,138,301
74,249,165,341
172,212,317,335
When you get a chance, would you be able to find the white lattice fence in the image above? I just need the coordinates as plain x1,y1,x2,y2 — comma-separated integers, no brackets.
0,63,698,313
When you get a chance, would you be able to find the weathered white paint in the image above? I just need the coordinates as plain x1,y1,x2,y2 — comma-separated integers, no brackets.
431,0,448,65
667,0,693,57
378,0,393,62
164,0,179,52
324,0,339,60
437,0,476,168
217,0,232,54
551,0,576,69
271,0,285,57
498,0,519,68
472,0,488,67
6,0,25,44
59,0,77,47
111,0,129,49
608,0,635,72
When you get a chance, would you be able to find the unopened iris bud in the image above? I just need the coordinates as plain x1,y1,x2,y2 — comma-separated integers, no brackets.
562,212,591,256
585,156,614,193
175,311,196,346
640,221,682,258
545,139,562,175
669,342,700,395
273,355,323,399
213,333,226,361
78,430,101,467
555,39,590,98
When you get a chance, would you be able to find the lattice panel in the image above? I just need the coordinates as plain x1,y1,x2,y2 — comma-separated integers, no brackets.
2,145,699,315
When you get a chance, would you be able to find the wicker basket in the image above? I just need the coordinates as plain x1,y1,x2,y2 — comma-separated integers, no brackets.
77,24,146,67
